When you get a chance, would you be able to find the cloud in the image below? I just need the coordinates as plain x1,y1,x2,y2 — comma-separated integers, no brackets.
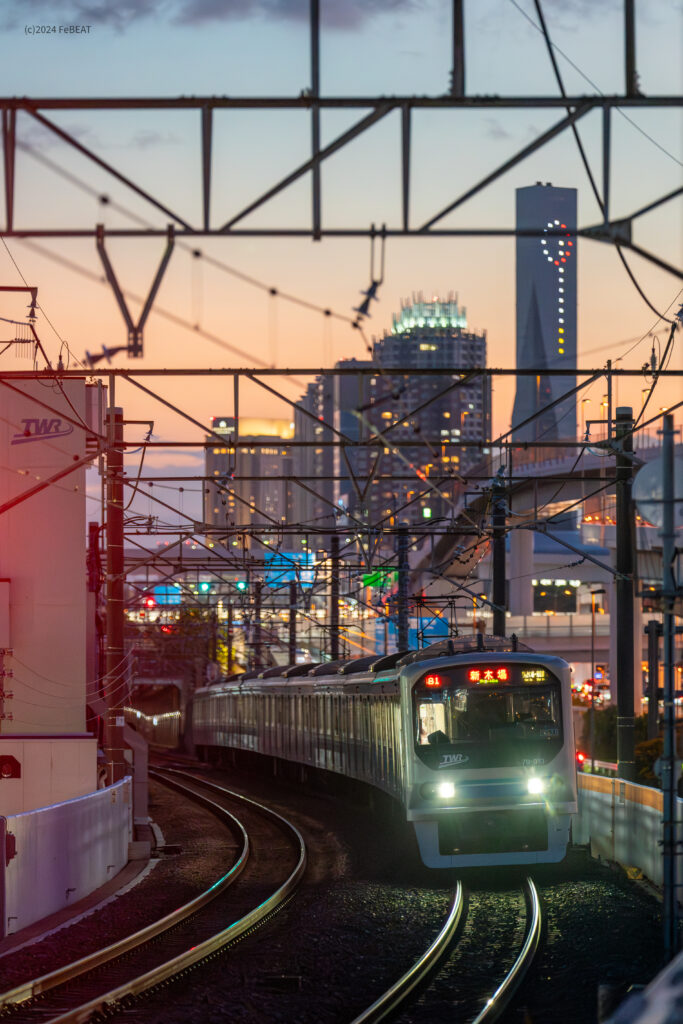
483,117,512,142
134,450,204,469
128,129,181,149
5,0,424,32
2,0,163,31
18,120,102,151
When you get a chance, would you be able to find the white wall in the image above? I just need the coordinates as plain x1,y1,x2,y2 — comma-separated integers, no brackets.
0,378,91,738
2,779,131,937
0,737,97,816
575,773,682,888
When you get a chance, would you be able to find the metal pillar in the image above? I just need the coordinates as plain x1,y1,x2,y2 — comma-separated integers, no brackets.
660,413,679,961
397,526,410,651
104,406,127,784
226,602,233,674
330,534,340,660
645,619,662,740
289,580,297,664
625,0,638,97
492,480,506,637
615,407,636,781
310,0,321,239
451,0,465,98
253,581,263,670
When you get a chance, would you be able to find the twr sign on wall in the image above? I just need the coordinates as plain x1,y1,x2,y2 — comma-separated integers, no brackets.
11,418,74,444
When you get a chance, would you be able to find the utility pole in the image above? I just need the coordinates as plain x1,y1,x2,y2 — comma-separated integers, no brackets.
104,406,127,784
615,407,636,781
660,413,679,961
289,580,297,664
253,580,262,670
330,534,340,660
492,476,507,637
645,619,662,740
590,588,606,773
397,526,410,651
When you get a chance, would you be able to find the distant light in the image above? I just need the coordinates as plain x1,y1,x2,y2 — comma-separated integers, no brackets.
422,507,432,519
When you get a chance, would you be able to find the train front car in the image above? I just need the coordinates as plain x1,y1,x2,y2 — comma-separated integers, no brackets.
401,645,577,868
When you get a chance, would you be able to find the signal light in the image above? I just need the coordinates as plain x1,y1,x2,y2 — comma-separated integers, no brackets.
576,751,586,765
235,580,248,593
144,596,156,609
0,755,21,779
199,582,211,593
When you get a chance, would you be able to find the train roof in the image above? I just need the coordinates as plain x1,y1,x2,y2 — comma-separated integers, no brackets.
397,634,533,666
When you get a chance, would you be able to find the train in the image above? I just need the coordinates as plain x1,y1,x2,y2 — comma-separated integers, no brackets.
135,635,578,869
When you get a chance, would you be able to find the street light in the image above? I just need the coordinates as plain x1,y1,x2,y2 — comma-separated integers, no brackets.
590,588,607,773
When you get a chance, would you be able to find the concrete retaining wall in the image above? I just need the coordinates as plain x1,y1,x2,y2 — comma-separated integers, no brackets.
576,773,682,887
1,779,132,938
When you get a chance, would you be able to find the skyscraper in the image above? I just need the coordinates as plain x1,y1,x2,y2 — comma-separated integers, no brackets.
204,417,294,535
295,296,489,530
512,183,577,444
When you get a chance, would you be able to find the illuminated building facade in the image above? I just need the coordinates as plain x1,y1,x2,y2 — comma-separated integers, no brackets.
292,377,336,534
204,417,294,534
332,296,490,528
512,183,577,444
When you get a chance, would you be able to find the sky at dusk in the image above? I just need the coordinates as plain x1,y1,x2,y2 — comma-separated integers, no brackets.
0,0,681,527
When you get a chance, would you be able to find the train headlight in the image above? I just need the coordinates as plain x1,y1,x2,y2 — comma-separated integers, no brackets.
420,781,456,801
527,777,545,795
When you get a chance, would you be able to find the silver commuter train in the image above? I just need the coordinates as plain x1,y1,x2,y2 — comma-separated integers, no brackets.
191,635,578,869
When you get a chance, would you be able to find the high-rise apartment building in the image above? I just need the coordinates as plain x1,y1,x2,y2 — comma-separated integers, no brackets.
512,183,577,443
291,377,335,531
204,417,294,535
293,296,490,531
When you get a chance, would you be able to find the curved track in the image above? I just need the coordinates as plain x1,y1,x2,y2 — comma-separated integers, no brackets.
0,769,306,1024
351,878,541,1024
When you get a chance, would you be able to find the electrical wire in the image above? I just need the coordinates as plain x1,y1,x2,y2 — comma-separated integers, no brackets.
507,0,683,169
518,0,678,324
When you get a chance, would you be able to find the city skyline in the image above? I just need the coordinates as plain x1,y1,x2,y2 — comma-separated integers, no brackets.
0,0,680,529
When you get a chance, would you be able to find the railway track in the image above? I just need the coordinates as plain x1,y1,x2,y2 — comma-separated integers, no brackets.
351,878,541,1024
0,768,306,1024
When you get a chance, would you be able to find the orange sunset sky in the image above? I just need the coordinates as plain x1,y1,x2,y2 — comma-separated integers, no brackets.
0,0,681,522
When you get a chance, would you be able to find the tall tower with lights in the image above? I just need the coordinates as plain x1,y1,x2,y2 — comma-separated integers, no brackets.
511,183,577,444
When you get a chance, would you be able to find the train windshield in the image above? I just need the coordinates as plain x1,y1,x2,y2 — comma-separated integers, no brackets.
413,663,563,769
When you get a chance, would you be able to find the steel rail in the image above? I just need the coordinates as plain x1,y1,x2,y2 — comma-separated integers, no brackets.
349,882,465,1024
471,876,542,1024
0,773,250,1010
40,768,307,1024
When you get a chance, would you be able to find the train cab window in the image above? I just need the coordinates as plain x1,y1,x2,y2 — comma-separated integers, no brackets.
413,663,563,768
